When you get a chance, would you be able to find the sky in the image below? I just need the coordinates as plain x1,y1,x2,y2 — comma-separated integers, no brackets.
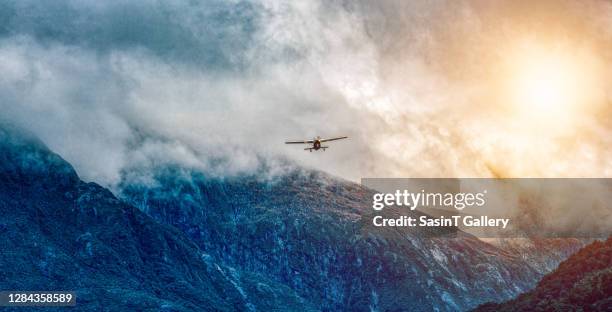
0,0,611,188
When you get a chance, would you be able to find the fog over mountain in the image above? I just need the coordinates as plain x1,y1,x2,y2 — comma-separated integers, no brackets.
1,0,611,188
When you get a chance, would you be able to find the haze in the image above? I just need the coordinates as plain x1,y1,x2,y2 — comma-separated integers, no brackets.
0,0,610,188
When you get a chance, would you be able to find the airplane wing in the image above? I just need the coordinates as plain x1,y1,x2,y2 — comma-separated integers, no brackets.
285,140,314,144
320,136,348,143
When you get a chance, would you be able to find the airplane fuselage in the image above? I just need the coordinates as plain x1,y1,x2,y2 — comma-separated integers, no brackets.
306,139,327,152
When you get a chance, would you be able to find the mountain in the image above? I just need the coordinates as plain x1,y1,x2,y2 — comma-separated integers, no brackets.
1,124,589,311
483,238,586,275
118,165,544,311
0,126,316,311
474,237,611,311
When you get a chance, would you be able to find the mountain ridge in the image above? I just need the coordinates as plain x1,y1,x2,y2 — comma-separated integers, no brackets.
118,164,546,311
0,125,316,311
474,237,611,311
0,124,591,311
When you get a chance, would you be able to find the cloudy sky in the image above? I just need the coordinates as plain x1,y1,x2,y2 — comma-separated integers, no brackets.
1,0,611,187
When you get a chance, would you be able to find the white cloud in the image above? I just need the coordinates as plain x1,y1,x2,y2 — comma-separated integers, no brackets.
0,0,610,189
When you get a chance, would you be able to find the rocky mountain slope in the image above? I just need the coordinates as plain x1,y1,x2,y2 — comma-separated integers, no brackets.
1,124,591,311
119,165,544,311
0,126,315,311
475,237,611,311
484,238,587,275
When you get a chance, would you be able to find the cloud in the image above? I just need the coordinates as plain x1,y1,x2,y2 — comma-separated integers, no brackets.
0,0,610,189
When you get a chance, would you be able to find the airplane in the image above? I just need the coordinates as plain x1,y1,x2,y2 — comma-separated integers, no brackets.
285,136,348,152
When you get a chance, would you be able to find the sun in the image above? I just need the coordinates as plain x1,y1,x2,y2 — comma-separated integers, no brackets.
500,41,602,129
473,41,605,178
510,52,582,121
514,58,573,113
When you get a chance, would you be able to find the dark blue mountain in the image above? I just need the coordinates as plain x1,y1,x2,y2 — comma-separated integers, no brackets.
0,126,315,311
119,165,545,311
0,124,586,311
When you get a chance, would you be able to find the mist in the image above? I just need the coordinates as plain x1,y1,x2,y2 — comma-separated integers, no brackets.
0,0,610,188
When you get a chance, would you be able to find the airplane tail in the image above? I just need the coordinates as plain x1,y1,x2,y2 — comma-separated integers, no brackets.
303,146,328,152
